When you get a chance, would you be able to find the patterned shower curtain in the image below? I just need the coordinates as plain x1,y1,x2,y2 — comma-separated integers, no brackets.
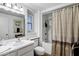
52,4,79,56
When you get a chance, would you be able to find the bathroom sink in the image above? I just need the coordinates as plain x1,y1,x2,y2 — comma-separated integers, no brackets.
12,40,34,47
13,41,25,46
0,40,23,46
0,39,34,48
12,40,29,46
0,40,28,47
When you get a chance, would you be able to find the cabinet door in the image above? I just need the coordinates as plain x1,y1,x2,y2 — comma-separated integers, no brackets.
22,50,34,56
18,44,34,56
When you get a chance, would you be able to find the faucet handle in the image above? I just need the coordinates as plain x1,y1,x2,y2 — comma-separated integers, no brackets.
0,37,2,41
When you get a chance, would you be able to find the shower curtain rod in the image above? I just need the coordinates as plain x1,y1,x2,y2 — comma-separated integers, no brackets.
43,3,79,15
52,3,77,12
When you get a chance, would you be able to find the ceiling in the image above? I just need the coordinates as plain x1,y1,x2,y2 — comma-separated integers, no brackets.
23,3,71,12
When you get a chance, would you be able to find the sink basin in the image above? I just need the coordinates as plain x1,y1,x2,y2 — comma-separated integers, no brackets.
13,41,25,46
0,39,33,47
12,40,29,46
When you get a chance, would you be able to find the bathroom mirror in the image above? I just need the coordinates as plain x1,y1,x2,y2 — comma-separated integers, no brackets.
0,4,25,40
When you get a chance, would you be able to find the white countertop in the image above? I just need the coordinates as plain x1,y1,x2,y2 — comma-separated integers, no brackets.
0,38,34,56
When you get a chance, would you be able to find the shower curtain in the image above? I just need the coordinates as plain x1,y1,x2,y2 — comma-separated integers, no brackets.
52,4,79,56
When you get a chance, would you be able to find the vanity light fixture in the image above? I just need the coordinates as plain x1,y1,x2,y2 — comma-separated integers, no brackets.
6,3,12,8
0,3,24,15
0,5,10,11
20,7,24,12
13,4,19,10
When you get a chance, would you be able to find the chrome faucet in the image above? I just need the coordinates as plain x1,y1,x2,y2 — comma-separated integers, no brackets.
18,38,21,41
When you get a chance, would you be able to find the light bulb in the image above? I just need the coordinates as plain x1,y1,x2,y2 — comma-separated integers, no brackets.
13,6,18,10
20,8,23,11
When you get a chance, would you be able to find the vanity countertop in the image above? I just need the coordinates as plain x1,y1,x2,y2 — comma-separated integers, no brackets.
0,38,34,56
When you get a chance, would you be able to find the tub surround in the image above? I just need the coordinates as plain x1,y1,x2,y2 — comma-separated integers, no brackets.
0,38,34,56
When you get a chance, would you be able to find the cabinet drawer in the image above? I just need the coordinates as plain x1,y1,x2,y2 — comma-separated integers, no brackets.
5,51,17,56
18,44,34,56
